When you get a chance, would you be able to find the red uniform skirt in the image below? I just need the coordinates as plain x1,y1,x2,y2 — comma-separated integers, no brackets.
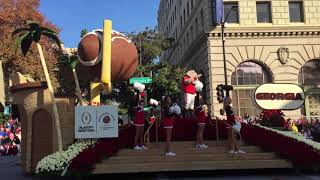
163,117,174,128
197,111,206,125
134,111,144,126
226,115,236,127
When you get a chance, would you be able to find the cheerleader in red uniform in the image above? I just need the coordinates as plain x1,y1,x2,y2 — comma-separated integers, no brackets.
162,96,176,156
195,93,209,149
224,97,245,154
133,93,147,150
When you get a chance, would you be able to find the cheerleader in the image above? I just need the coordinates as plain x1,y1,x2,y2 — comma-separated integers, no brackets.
133,93,147,150
162,96,176,156
194,92,209,149
224,97,245,154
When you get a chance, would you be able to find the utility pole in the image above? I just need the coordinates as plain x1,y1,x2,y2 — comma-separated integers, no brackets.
221,6,237,97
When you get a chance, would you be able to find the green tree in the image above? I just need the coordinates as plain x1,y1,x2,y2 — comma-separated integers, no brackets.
149,62,185,101
128,27,174,64
0,0,61,99
12,20,63,151
80,29,88,38
57,54,83,105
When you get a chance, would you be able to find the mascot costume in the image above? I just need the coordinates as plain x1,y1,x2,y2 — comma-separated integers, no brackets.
181,70,202,119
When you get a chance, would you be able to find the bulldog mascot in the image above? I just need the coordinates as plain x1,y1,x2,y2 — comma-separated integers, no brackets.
181,70,202,119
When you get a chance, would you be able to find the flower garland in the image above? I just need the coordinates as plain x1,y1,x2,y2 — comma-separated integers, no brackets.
255,124,320,151
35,139,97,175
241,123,320,165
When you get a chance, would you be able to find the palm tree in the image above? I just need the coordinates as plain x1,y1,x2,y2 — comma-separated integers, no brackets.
58,54,83,105
12,20,63,151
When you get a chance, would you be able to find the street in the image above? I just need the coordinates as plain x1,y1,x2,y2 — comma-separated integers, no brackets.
1,155,320,180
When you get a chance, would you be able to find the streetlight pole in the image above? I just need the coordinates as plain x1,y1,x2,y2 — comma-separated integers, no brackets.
221,6,236,97
222,22,227,86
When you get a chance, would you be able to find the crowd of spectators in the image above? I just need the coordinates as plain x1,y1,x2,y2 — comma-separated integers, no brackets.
239,110,320,142
0,118,21,156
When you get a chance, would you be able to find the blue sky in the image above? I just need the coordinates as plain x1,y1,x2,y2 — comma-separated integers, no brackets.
39,0,160,47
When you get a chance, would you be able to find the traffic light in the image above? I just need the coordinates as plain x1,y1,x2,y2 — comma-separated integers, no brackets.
223,85,234,97
223,85,233,91
216,84,224,103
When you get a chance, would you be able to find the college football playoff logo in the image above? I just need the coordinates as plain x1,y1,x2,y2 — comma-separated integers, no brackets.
81,112,91,125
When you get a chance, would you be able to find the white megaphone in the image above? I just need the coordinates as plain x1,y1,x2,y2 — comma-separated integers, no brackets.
133,82,145,92
194,80,204,92
149,99,159,106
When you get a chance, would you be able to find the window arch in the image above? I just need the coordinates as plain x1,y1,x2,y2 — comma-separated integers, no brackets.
231,61,273,117
298,59,320,119
298,59,320,85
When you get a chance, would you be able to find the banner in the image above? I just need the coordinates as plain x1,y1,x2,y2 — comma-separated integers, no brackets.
254,83,305,110
214,0,224,24
75,105,118,139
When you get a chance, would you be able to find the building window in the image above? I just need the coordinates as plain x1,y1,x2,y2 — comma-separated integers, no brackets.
224,2,239,23
200,9,204,27
190,25,193,41
187,2,190,17
299,60,320,119
299,60,320,85
186,32,189,46
289,1,304,22
195,18,198,34
256,2,272,23
184,9,186,24
231,61,273,117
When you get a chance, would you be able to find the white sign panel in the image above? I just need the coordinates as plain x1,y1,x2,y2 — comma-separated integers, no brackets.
75,105,118,139
254,83,305,110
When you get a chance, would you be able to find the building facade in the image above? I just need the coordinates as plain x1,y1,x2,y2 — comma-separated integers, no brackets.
158,0,320,119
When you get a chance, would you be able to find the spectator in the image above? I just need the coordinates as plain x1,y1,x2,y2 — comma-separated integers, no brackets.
286,118,293,131
302,129,313,139
243,113,251,124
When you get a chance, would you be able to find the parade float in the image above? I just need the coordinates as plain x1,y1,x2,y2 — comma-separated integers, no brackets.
10,20,320,176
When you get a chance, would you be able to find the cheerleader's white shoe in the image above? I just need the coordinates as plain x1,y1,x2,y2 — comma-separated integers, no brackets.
165,152,176,156
236,149,246,154
200,144,208,149
134,146,143,150
141,145,148,150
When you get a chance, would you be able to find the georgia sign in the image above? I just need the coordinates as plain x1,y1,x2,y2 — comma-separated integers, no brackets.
254,83,305,110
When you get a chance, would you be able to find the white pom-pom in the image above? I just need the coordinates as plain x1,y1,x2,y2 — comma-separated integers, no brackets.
133,82,145,92
194,80,204,92
169,104,181,115
232,121,241,133
149,99,159,106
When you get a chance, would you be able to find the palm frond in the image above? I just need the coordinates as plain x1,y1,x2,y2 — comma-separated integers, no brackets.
33,30,41,42
26,20,40,30
12,28,30,36
57,55,69,64
20,33,33,56
42,32,61,49
70,55,79,62
70,55,79,69
41,27,57,34
14,33,30,51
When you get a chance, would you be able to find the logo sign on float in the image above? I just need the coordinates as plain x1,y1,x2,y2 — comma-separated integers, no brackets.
254,83,305,110
75,105,118,139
